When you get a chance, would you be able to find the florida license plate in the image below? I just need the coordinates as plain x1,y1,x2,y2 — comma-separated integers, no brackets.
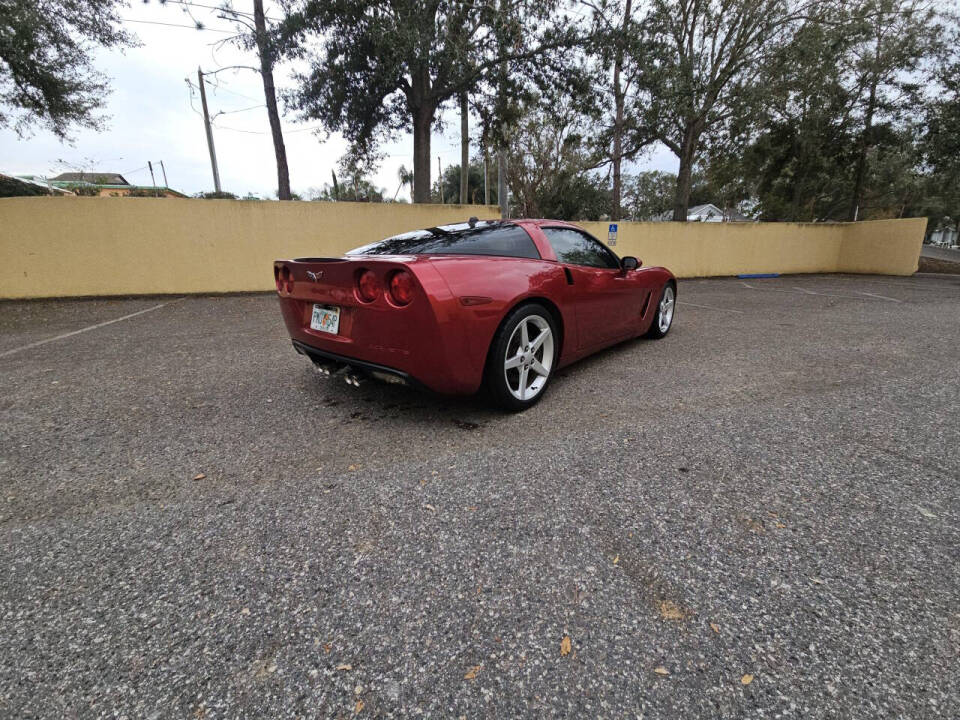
310,304,340,334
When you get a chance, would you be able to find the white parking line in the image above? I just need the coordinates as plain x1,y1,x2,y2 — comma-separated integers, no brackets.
678,300,745,315
740,281,903,302
856,291,902,303
0,300,183,359
811,275,959,290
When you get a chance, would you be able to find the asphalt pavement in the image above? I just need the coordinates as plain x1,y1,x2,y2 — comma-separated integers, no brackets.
1,274,958,718
922,244,960,263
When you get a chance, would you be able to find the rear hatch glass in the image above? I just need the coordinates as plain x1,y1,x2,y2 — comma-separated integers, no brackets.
346,221,540,259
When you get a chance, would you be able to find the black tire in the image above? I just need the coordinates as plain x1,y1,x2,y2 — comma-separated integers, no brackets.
645,282,676,339
484,303,559,411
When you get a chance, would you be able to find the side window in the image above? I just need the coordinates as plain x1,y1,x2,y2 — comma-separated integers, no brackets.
541,227,620,269
425,225,541,259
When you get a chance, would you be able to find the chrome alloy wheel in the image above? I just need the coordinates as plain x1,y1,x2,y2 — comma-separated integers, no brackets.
503,314,554,402
658,285,675,333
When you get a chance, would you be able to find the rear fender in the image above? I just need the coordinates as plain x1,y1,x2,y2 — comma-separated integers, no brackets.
426,257,573,381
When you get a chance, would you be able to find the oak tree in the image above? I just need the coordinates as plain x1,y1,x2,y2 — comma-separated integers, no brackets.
0,0,132,137
279,0,584,203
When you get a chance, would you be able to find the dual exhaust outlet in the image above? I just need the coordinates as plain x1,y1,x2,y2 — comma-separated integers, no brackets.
314,361,363,387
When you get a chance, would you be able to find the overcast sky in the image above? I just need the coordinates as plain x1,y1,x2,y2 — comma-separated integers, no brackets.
1,1,676,200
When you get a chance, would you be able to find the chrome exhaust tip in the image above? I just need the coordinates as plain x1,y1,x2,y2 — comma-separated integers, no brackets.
313,361,336,377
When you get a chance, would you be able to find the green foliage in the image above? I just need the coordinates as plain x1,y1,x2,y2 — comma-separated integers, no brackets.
307,180,387,203
195,191,239,200
535,172,611,221
434,163,494,205
57,183,100,196
720,0,946,222
922,47,960,230
0,0,133,138
632,0,797,219
280,0,588,201
506,97,611,220
0,176,49,197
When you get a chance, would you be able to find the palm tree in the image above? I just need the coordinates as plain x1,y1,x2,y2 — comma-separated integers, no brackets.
394,165,414,201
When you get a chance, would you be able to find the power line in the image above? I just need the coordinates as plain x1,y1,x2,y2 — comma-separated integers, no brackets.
120,164,150,177
203,78,262,103
211,124,264,134
184,79,204,115
212,122,325,135
121,18,237,33
284,125,327,134
160,0,282,22
214,103,267,116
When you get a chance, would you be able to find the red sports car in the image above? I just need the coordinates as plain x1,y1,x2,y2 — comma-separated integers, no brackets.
274,219,676,410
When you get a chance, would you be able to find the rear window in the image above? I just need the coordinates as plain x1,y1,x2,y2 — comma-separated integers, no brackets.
347,221,540,259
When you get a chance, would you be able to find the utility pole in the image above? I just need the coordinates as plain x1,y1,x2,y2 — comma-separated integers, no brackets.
496,0,509,219
158,161,168,188
197,67,222,193
484,151,489,206
438,156,443,203
147,161,159,197
498,150,508,218
460,92,469,204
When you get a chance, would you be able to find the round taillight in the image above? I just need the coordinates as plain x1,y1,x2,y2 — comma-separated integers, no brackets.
357,269,379,303
388,270,414,306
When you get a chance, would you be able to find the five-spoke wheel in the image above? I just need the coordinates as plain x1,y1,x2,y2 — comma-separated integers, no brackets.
485,303,558,411
503,314,554,402
646,283,676,339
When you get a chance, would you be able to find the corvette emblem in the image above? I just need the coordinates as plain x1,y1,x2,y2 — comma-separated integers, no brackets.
306,270,323,282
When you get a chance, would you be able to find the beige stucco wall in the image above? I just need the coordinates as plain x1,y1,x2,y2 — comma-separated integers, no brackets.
579,220,854,278
837,217,927,275
0,198,926,299
0,198,500,298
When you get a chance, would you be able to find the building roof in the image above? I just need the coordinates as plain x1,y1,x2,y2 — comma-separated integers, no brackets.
650,202,754,222
687,203,724,218
49,172,131,185
1,172,75,196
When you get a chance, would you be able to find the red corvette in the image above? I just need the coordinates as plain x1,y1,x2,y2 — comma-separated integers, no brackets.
274,219,676,409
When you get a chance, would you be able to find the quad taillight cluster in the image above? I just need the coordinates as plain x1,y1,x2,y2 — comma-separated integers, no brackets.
356,269,414,306
274,264,414,306
274,265,294,294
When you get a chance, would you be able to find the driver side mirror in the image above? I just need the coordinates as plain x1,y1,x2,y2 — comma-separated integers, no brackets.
621,256,640,271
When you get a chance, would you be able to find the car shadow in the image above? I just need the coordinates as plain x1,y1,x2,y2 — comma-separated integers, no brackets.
551,332,664,380
292,330,671,427
295,363,501,428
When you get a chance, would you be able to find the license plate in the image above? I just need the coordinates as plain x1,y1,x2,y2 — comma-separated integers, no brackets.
310,304,340,334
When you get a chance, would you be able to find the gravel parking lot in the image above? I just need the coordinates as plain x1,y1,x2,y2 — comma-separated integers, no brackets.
2,274,959,718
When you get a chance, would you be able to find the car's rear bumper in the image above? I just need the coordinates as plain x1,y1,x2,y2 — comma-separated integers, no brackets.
277,290,486,395
292,340,429,391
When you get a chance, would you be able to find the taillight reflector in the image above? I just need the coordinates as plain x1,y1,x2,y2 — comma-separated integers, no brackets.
388,270,414,306
357,269,379,303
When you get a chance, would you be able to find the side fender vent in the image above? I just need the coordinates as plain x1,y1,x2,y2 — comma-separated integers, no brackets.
563,267,574,285
640,291,653,318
